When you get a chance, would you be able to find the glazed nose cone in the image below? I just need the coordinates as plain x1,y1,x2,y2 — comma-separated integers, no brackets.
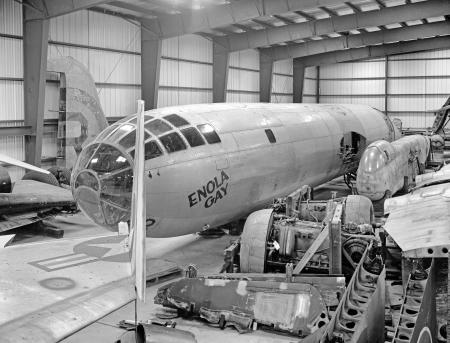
72,142,133,230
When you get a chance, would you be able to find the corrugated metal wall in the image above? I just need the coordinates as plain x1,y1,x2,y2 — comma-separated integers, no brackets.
159,35,212,106
0,3,143,179
317,50,450,129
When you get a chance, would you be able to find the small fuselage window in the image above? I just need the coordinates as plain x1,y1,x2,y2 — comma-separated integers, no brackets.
164,114,189,127
181,127,205,147
197,124,221,144
145,119,172,136
265,129,276,143
160,132,187,153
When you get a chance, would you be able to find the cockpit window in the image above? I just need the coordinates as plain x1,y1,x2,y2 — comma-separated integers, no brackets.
119,130,151,149
129,140,163,160
145,141,163,160
107,124,135,142
87,144,130,174
145,119,172,136
159,132,187,153
197,124,221,144
181,127,205,147
95,124,119,142
164,114,189,127
127,115,153,125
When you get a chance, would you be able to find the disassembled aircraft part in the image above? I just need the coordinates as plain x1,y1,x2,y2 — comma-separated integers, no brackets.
155,274,333,336
239,193,374,275
116,323,197,343
0,166,11,193
321,242,385,343
391,259,436,343
22,170,60,187
47,57,108,168
356,135,430,201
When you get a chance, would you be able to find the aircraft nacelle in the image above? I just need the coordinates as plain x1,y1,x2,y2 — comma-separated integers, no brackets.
356,134,430,201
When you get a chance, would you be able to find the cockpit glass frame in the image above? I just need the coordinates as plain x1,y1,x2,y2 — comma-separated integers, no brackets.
181,127,205,147
119,130,151,149
197,124,221,144
145,119,172,136
106,124,135,143
159,132,187,153
164,114,190,127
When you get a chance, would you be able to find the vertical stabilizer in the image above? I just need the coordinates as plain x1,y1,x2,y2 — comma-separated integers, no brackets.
130,100,147,302
47,57,108,168
431,95,450,135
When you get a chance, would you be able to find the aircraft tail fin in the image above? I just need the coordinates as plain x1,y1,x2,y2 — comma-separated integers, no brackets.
130,100,147,302
47,57,108,168
430,95,450,135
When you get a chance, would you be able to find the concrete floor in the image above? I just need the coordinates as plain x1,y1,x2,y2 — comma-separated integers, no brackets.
9,176,354,343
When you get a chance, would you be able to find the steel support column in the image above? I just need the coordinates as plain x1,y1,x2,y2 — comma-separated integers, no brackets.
259,52,273,102
293,58,305,103
212,42,229,103
23,3,49,166
141,27,161,110
316,66,320,103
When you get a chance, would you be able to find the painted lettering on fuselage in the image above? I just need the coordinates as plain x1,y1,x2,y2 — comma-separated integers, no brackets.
188,171,230,209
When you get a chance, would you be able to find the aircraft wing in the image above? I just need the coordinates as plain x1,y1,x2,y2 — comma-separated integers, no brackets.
0,152,50,174
0,180,76,232
0,234,134,343
384,183,450,258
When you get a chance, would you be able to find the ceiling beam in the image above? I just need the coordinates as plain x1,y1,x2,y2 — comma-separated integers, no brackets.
345,2,361,13
261,21,450,61
108,1,157,17
24,0,114,20
213,0,450,52
139,0,362,39
300,36,450,67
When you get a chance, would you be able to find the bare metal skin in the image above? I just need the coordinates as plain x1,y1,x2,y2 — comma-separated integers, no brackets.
72,102,401,237
356,134,430,201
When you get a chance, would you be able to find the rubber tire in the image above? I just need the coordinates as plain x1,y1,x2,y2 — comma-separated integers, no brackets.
48,166,72,185
344,195,374,226
22,170,59,187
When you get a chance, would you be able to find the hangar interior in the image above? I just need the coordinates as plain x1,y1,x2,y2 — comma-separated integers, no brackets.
0,0,450,342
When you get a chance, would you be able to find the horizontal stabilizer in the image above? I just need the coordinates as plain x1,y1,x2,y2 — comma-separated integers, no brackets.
0,153,50,174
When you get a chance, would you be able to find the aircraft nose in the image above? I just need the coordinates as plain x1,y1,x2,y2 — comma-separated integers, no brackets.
72,143,133,229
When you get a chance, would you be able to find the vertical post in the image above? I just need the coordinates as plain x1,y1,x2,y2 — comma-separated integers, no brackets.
259,51,273,102
315,66,320,103
384,56,389,115
329,203,342,274
23,3,49,166
293,58,305,103
141,26,161,110
212,42,229,103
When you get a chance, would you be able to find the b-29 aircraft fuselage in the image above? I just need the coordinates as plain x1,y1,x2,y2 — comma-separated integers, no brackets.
72,103,400,237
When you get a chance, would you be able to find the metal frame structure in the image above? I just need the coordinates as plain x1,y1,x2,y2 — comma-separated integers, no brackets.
11,0,450,164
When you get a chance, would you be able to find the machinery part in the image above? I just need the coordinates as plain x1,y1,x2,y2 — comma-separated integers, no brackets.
239,209,273,273
116,323,197,343
48,166,71,185
343,195,374,228
391,259,436,343
321,242,385,343
0,166,11,193
22,170,59,187
155,276,328,337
